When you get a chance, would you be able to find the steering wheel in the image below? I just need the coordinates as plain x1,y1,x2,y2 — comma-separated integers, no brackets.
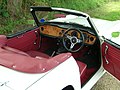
62,28,84,52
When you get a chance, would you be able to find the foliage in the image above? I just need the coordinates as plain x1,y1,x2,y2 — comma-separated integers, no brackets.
112,32,120,38
0,18,27,35
47,0,107,11
87,1,120,20
0,0,107,18
0,0,120,35
0,0,9,17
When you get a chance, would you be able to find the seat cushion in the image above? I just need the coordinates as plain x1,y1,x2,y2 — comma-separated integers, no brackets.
26,50,50,59
0,35,7,47
2,46,30,56
2,46,50,59
76,61,87,81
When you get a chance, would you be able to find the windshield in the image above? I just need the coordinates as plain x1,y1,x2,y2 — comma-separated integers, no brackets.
31,7,92,28
36,11,91,27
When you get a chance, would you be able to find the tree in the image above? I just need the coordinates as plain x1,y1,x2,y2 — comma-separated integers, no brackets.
7,0,22,18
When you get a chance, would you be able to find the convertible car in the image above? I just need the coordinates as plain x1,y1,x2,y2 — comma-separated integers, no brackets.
0,6,120,90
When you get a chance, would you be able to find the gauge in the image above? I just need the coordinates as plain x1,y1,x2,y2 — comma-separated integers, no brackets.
71,31,78,37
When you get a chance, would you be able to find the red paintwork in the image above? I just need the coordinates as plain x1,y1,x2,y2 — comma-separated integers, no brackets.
102,42,120,80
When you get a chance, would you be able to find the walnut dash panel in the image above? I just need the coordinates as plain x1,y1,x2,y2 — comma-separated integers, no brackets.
40,25,65,37
83,32,96,45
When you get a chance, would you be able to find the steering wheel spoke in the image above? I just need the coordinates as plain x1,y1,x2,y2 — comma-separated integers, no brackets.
70,43,75,50
77,38,83,43
66,35,72,40
63,28,84,52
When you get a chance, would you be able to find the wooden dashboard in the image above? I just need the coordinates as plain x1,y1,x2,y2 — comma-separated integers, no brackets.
39,25,96,45
40,25,65,37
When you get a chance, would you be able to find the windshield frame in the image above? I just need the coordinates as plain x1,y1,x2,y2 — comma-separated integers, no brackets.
30,6,98,32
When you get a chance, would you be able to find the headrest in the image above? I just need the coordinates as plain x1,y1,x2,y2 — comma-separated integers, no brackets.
0,35,7,47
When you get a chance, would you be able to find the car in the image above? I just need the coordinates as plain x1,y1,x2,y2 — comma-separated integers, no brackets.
0,6,120,90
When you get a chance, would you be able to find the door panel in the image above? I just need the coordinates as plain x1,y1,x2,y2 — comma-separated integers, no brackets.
6,27,40,52
102,40,120,80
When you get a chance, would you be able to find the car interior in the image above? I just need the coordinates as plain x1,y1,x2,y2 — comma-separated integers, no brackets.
0,7,102,87
0,22,101,87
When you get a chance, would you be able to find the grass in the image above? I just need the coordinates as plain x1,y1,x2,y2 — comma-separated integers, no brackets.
87,1,120,21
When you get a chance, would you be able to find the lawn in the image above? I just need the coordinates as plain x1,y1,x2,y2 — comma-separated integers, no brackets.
87,1,120,21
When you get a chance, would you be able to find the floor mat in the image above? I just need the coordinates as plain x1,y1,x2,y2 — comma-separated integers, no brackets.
76,53,98,68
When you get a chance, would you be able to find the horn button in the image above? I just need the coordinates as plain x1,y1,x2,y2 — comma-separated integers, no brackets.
71,37,77,43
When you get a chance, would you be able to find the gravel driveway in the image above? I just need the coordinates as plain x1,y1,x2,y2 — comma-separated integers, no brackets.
91,72,120,90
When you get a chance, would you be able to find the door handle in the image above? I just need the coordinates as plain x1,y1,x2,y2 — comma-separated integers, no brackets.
105,45,108,54
104,45,109,64
104,56,109,64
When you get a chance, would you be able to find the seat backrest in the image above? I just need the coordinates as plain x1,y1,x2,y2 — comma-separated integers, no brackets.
0,35,7,47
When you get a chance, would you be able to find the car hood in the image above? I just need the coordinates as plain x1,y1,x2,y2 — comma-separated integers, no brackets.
53,15,120,45
92,18,120,45
0,66,49,90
